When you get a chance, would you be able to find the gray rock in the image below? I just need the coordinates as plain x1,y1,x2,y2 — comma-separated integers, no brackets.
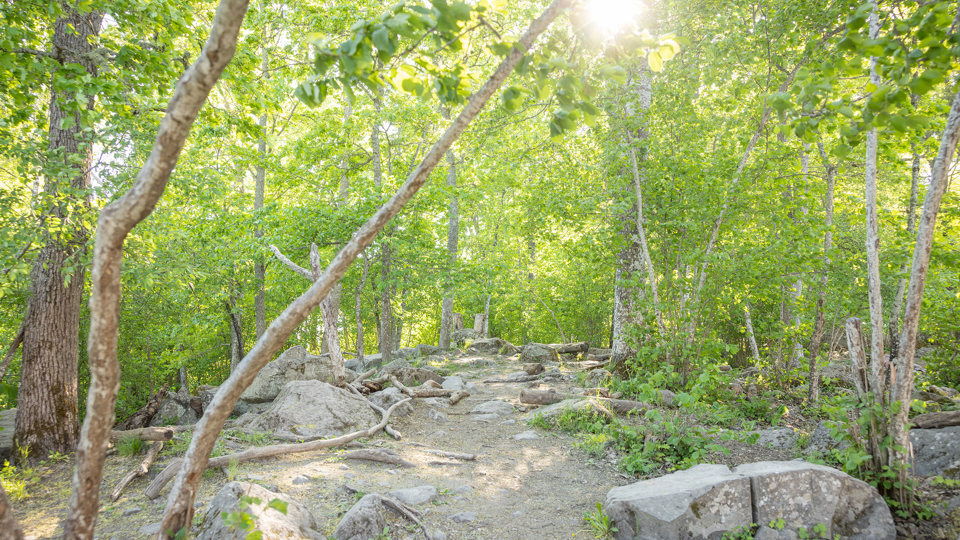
807,421,849,455
453,485,473,495
381,358,411,375
333,494,388,540
911,426,960,478
521,399,612,424
395,367,443,386
441,376,465,391
451,328,480,346
368,387,413,417
422,397,450,408
428,409,448,423
606,464,751,540
196,385,218,411
450,511,477,523
605,462,894,540
247,381,379,439
470,400,514,417
388,485,438,505
232,400,269,419
196,481,320,540
467,338,508,355
148,390,201,426
344,358,360,371
0,408,15,462
511,430,538,441
138,522,162,536
520,343,559,363
241,346,354,403
292,475,311,485
416,344,442,356
395,347,417,359
738,461,894,540
472,413,500,422
360,353,384,370
588,347,612,359
752,427,799,449
122,506,142,517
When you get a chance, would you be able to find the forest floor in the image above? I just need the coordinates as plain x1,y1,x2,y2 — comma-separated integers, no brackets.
8,350,960,539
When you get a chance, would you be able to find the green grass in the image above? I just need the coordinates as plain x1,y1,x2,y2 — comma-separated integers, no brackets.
116,435,145,457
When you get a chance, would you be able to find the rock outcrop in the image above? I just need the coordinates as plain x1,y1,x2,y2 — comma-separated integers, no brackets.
246,381,379,439
605,461,894,540
519,343,559,363
196,481,321,539
241,346,354,404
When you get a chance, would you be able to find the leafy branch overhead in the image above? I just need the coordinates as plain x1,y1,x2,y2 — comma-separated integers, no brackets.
294,0,681,138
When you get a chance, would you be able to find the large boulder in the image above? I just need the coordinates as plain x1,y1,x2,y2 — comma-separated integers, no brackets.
467,337,512,355
367,387,413,417
451,328,479,346
415,344,441,356
241,346,354,403
196,481,321,539
911,426,960,478
739,461,894,539
520,343,559,363
606,464,752,540
148,389,202,427
605,462,894,540
247,381,379,439
333,494,388,540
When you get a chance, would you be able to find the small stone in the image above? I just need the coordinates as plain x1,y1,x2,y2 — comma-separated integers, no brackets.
428,409,448,423
429,530,448,540
441,376,465,391
292,474,311,485
512,510,523,516
121,507,141,517
501,419,516,425
472,413,499,422
470,400,514,417
138,523,161,536
511,430,538,440
450,511,477,523
453,485,473,495
388,485,438,505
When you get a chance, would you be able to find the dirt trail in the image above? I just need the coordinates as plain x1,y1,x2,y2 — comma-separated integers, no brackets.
13,352,631,539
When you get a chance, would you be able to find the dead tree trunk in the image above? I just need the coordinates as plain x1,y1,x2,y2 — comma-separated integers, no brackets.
807,144,837,403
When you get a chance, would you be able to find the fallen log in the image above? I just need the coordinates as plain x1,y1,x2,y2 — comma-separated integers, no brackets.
342,448,414,468
448,390,469,405
145,398,410,499
110,425,191,442
389,375,455,398
519,388,649,415
115,385,168,430
549,341,589,354
910,409,960,429
111,441,163,502
523,363,544,375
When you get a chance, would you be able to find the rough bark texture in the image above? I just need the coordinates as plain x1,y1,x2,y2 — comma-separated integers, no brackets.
887,147,920,358
65,1,251,536
16,6,103,462
744,304,761,365
0,482,24,539
0,320,25,384
355,253,370,366
159,3,569,533
863,8,887,396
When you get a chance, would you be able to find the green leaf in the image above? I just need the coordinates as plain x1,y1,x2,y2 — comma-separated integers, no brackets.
267,498,288,515
647,50,663,72
371,26,395,55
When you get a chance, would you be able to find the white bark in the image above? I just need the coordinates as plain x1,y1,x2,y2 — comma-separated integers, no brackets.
159,2,571,533
744,304,761,365
439,132,458,349
887,148,921,356
864,7,887,394
65,1,251,537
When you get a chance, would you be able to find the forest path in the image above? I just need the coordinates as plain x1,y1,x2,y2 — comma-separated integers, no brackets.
14,351,632,539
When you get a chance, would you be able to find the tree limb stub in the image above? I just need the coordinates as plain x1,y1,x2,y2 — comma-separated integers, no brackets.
111,441,163,502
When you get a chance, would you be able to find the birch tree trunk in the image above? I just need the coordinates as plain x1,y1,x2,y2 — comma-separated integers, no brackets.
16,6,103,461
64,1,251,536
889,87,960,503
744,304,761,365
354,252,369,366
864,8,888,395
159,3,570,533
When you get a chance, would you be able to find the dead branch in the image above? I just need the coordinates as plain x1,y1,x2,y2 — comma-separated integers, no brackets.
389,375,455,398
448,390,469,405
115,385,168,430
145,398,409,499
519,389,649,415
0,320,25,384
111,441,163,501
341,448,414,468
110,426,191,442
911,409,960,429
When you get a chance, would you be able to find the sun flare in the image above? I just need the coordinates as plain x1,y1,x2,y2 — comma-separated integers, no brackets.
586,0,643,36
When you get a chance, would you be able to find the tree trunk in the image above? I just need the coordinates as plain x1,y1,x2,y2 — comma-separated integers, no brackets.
863,8,888,398
253,43,268,339
159,2,570,531
65,0,250,535
380,243,393,362
16,6,104,461
807,145,837,403
438,125,459,350
744,304,761,365
355,252,369,366
887,146,921,359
